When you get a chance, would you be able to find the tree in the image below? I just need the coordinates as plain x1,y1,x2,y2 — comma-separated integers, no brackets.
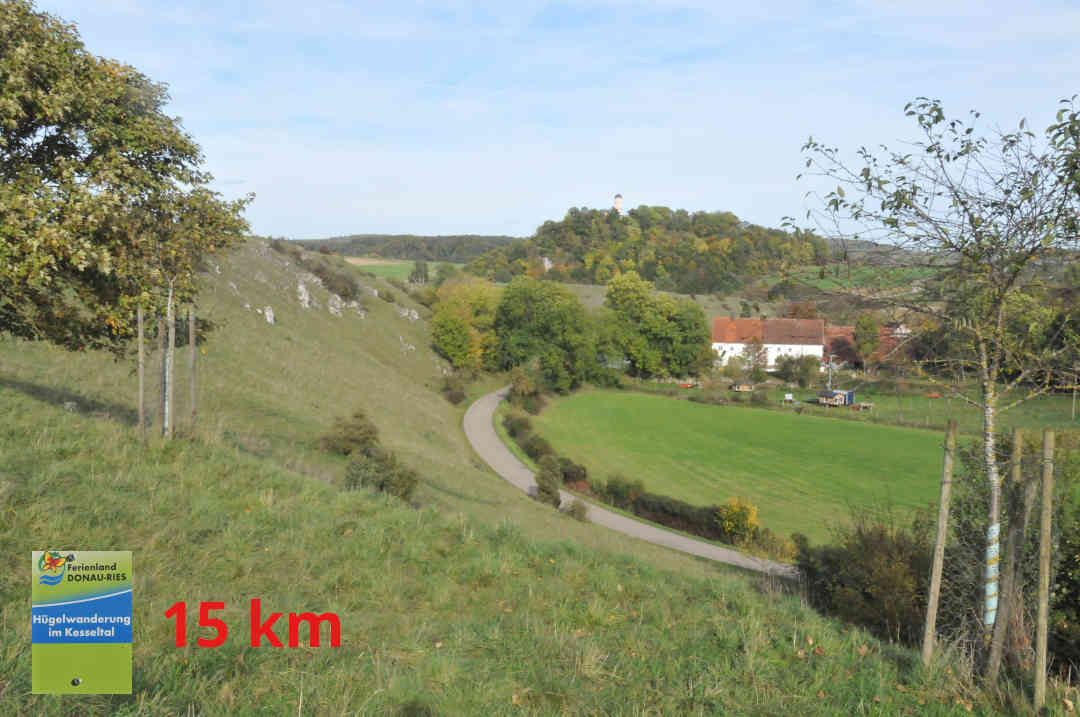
0,1,249,357
740,337,767,381
853,314,881,369
604,271,712,378
493,276,596,391
798,96,1080,667
430,278,501,370
409,260,429,284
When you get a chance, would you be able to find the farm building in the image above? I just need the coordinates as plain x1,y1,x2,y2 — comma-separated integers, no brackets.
824,323,913,366
711,317,825,369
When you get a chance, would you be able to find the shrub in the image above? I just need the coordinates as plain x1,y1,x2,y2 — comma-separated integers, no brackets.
380,290,396,303
600,474,645,510
715,497,760,543
321,409,379,456
441,375,466,405
558,457,587,485
503,412,532,438
729,392,745,403
520,434,554,461
565,499,589,522
750,388,769,406
312,263,359,300
796,516,931,645
534,455,562,507
521,394,545,415
345,448,418,502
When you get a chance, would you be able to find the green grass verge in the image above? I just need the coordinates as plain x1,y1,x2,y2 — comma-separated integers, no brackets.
532,389,946,543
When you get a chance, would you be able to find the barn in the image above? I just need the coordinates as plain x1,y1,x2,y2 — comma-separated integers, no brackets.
711,317,825,369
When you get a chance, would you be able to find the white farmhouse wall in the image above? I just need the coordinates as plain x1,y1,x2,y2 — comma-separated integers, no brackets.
712,342,823,369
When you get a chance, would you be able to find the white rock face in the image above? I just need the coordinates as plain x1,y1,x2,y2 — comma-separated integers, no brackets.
297,281,312,309
399,336,416,353
254,271,267,283
346,300,367,318
264,306,275,324
396,307,420,321
228,281,240,295
366,286,379,298
243,303,251,311
328,294,343,317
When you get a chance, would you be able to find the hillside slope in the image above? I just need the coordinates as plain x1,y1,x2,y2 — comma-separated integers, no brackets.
0,240,1017,714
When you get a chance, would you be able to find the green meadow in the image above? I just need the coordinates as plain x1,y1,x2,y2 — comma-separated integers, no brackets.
533,390,945,542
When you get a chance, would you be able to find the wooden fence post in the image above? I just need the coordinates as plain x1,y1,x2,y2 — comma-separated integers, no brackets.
1035,429,1054,711
922,419,956,667
137,307,145,434
188,307,196,429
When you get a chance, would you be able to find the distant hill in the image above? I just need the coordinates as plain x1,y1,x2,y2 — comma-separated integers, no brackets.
295,233,520,263
467,206,831,295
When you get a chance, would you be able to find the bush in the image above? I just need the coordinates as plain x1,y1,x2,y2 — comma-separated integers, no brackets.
345,448,418,502
558,457,587,485
565,499,589,522
715,497,761,543
321,409,379,456
503,413,532,439
312,263,359,301
441,375,466,405
750,388,769,406
796,516,931,645
729,392,745,403
380,290,396,303
521,394,545,415
520,433,554,461
535,455,562,507
599,474,645,510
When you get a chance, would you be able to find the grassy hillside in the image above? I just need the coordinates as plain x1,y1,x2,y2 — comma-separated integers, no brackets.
0,239,1040,714
532,390,944,542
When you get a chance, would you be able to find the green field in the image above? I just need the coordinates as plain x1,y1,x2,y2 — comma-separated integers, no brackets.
762,265,938,291
534,390,946,542
345,258,463,282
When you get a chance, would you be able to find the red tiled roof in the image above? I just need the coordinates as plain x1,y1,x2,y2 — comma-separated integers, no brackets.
712,317,763,343
712,318,824,346
763,318,824,346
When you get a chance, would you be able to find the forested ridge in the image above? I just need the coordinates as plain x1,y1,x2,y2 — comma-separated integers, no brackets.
297,234,519,262
467,206,831,294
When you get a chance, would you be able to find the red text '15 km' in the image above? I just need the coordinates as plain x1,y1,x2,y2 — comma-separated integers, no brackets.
164,600,341,648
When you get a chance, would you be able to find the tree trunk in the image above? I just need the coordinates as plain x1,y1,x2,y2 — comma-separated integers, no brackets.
165,281,175,439
922,419,956,667
188,306,196,429
137,306,145,434
982,383,1001,648
987,428,1022,682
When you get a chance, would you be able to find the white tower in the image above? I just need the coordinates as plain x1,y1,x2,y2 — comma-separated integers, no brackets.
613,193,623,214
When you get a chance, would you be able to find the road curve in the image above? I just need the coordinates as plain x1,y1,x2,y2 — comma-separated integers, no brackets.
464,387,799,579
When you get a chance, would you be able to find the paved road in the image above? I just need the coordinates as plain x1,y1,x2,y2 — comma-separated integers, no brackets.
464,388,799,579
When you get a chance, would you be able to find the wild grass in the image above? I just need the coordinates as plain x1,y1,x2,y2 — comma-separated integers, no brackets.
0,388,1017,715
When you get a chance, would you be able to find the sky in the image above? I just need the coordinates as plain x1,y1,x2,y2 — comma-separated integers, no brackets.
35,1,1080,239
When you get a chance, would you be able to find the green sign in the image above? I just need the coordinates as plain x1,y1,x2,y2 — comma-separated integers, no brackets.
32,550,132,694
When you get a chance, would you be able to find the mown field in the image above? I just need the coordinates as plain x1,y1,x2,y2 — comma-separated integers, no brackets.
0,240,1013,715
344,257,463,282
533,390,945,542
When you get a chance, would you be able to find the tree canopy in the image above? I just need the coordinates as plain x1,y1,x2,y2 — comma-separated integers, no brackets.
0,0,250,355
467,206,830,295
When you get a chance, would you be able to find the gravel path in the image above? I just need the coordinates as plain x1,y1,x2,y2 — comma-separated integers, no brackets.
464,387,799,579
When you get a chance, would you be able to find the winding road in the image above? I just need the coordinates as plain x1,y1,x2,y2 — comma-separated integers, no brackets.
464,388,799,579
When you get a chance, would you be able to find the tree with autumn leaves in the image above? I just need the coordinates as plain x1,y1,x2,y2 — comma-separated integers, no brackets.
1,0,251,433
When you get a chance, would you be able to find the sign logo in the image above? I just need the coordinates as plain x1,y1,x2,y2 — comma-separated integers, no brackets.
37,552,74,586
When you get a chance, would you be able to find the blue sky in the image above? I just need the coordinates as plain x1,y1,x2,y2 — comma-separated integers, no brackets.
37,1,1080,239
